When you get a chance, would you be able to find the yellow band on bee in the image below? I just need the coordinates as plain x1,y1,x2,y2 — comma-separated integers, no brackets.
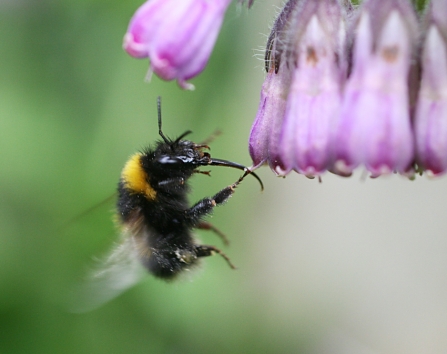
121,153,157,200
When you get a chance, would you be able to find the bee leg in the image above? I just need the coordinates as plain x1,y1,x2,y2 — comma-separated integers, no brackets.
212,183,238,204
196,221,229,246
186,184,237,223
195,245,236,269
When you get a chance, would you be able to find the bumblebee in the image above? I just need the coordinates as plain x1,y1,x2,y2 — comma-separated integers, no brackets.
75,97,263,310
117,97,263,279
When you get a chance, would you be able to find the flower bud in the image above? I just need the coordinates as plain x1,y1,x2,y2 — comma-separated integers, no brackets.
415,0,447,175
123,0,232,90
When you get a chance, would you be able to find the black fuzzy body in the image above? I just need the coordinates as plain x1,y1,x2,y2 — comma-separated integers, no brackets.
116,138,235,279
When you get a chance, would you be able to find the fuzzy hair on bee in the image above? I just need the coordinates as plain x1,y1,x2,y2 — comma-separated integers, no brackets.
72,97,263,312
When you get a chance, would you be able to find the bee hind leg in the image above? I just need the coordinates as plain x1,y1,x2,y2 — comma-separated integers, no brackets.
195,245,236,269
196,221,229,246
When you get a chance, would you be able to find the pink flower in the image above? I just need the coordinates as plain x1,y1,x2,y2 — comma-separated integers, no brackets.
332,0,418,177
249,0,350,177
249,63,292,172
276,0,348,177
415,0,447,175
248,0,296,172
124,0,232,90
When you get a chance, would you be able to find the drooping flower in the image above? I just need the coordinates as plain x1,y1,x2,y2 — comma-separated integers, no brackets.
248,0,296,171
275,0,349,177
249,0,349,176
414,0,447,175
123,0,232,90
248,64,292,171
332,0,419,177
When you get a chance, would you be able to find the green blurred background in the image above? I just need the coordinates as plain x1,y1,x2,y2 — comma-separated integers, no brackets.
2,0,447,353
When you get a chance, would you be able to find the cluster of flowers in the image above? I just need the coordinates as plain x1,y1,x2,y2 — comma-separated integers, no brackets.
249,0,447,178
123,0,446,179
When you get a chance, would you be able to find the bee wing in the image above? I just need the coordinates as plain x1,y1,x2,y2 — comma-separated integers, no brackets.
70,233,145,313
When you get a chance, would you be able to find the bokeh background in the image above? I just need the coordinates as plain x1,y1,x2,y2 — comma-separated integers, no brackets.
1,0,445,353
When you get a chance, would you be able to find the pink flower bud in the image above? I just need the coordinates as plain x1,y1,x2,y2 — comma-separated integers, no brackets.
123,0,232,90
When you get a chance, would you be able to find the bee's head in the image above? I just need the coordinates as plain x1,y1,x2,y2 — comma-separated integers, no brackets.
142,135,211,180
142,97,212,177
147,96,264,190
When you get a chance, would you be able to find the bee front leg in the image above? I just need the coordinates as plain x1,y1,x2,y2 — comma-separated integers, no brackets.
186,183,237,223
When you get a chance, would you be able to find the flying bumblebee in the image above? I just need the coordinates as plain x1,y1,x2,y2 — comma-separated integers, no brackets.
74,97,263,311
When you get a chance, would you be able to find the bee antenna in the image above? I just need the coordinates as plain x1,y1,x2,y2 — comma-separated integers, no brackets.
157,96,170,145
174,130,192,145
